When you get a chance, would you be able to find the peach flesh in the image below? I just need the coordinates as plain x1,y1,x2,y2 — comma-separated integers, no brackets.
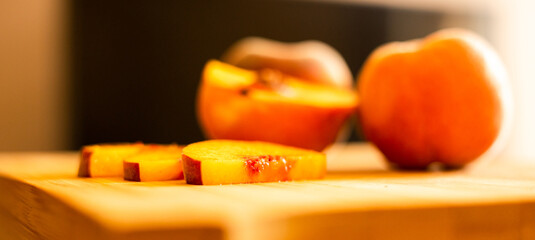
197,60,358,151
182,140,326,185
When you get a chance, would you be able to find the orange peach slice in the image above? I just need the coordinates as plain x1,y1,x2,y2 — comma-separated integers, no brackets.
123,144,183,182
197,60,358,151
182,140,326,185
222,37,353,89
78,143,144,178
357,28,512,168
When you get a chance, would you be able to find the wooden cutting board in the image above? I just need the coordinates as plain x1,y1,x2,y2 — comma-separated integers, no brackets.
1,143,534,240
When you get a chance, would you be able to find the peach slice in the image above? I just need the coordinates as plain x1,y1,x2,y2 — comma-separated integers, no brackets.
197,60,358,151
222,37,353,89
182,140,326,185
123,144,184,182
357,28,512,168
78,143,144,178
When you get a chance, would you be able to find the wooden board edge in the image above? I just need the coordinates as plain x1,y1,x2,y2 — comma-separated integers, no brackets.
269,202,535,240
0,176,224,240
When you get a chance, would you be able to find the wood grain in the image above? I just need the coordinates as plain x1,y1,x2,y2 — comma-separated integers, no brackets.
0,144,534,240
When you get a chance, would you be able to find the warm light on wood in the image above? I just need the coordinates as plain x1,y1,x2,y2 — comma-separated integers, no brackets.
0,143,534,240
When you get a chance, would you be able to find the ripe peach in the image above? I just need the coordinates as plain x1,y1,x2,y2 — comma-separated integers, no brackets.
182,140,326,185
357,28,512,168
123,144,184,182
222,37,353,89
78,143,144,178
197,60,358,151
78,143,183,179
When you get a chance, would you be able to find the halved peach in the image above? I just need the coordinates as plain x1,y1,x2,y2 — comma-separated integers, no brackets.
182,140,326,185
197,60,358,151
78,143,144,178
123,144,184,182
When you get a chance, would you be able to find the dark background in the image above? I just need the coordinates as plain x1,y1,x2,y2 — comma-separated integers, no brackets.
70,0,446,148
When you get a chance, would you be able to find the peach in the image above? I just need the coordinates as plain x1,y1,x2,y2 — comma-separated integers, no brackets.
78,143,144,178
123,144,183,182
197,60,358,151
357,28,512,168
222,37,353,89
182,140,326,185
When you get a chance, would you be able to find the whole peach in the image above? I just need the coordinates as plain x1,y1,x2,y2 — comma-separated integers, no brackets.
357,29,512,168
222,37,353,89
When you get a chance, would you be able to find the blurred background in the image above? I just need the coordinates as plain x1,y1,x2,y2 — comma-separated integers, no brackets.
0,0,533,162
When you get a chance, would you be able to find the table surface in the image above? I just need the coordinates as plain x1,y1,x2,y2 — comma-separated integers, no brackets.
1,143,534,240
